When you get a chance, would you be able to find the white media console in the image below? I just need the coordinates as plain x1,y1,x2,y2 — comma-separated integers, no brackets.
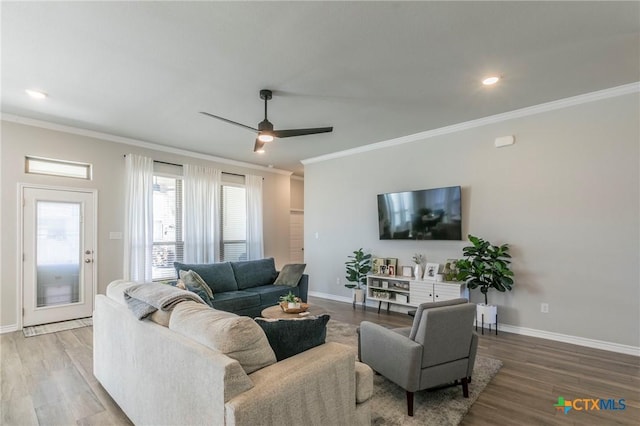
366,274,468,313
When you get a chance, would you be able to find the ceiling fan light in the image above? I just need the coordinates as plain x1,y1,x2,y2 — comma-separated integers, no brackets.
482,76,500,86
254,139,266,153
26,89,48,99
258,133,274,143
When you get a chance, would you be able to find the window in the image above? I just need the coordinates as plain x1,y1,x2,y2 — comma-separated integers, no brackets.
26,156,92,180
220,185,246,261
152,175,183,280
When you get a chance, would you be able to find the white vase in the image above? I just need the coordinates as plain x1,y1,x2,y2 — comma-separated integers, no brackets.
288,302,300,309
414,264,422,279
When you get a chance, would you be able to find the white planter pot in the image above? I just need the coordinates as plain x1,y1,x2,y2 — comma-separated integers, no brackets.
476,303,497,325
288,302,301,309
353,288,365,303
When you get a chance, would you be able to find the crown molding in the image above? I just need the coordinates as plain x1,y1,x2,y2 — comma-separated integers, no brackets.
302,82,640,165
0,114,293,176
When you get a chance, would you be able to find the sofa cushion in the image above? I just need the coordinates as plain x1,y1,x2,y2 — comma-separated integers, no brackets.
170,302,276,374
209,291,261,313
179,270,214,306
230,258,278,290
244,285,301,307
273,263,306,287
174,262,238,293
254,314,330,361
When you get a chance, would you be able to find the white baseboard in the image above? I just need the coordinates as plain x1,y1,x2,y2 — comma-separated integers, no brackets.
0,324,19,334
497,324,640,357
309,291,640,357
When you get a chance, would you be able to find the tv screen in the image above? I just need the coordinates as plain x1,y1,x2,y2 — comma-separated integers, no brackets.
377,186,462,240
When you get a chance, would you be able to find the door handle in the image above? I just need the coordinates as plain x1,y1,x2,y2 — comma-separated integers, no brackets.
84,258,93,263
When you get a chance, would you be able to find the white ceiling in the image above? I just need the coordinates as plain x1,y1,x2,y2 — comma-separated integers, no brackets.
2,1,639,176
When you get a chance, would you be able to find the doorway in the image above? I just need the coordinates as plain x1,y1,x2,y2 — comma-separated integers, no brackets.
289,210,304,263
21,186,97,327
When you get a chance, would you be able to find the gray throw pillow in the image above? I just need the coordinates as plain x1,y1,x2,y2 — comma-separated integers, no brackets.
254,314,329,361
179,270,214,306
273,264,306,287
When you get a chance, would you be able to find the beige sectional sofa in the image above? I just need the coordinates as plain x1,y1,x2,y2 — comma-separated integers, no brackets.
94,280,373,425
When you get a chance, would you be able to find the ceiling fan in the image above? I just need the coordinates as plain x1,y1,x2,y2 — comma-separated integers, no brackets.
200,89,333,153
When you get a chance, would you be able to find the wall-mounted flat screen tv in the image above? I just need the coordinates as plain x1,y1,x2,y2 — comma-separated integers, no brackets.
377,186,462,240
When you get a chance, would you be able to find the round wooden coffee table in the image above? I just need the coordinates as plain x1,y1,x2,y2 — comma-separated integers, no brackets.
260,304,325,319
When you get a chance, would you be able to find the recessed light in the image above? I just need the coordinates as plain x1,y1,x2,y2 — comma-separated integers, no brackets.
482,76,500,86
26,89,48,99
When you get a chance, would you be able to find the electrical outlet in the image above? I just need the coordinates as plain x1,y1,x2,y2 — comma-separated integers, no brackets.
541,303,549,313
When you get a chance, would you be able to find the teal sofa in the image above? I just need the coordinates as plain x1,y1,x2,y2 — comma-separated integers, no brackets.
174,258,308,318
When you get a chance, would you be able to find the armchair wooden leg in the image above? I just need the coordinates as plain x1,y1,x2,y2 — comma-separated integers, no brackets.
461,377,469,398
406,391,414,416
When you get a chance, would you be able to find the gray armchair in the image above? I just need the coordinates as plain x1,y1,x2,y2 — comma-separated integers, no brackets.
359,298,478,416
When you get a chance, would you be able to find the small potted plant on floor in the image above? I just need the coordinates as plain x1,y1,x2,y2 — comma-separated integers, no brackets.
345,248,372,303
456,235,514,330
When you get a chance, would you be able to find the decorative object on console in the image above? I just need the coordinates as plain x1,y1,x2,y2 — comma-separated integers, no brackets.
412,253,425,279
442,259,459,281
424,263,440,279
387,265,396,276
372,257,385,274
401,266,413,277
456,234,514,335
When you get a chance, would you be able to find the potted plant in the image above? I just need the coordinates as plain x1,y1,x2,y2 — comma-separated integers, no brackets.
279,291,301,309
456,235,514,329
345,248,372,303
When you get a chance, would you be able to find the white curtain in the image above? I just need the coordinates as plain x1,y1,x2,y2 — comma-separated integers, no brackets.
245,174,264,260
123,154,154,282
183,164,221,263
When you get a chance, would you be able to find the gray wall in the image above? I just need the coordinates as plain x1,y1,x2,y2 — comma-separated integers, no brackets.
1,121,292,328
304,93,639,347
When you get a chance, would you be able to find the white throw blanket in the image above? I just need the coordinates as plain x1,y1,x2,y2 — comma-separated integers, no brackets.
124,282,205,319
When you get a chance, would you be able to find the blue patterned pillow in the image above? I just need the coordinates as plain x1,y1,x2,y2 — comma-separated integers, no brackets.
179,270,214,306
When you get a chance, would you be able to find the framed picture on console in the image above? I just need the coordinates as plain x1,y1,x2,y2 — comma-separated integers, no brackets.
372,258,385,274
401,266,413,277
387,265,396,276
425,263,440,279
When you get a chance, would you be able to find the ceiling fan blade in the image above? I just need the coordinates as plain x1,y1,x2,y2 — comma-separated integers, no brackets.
253,138,266,153
272,127,333,139
200,111,258,132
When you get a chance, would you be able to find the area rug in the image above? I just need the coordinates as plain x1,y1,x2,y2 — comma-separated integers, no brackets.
23,317,93,337
326,319,502,425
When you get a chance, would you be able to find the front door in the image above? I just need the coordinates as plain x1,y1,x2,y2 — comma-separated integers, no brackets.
22,186,96,326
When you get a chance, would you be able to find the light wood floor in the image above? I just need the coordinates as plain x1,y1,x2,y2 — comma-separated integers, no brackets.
1,297,638,425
